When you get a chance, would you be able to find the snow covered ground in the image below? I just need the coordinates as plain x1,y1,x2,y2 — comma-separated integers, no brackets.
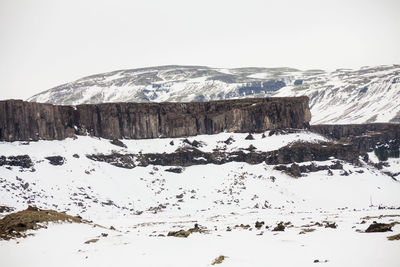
2,209,400,267
1,131,400,266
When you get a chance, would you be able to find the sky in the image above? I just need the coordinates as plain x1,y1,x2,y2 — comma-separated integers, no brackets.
0,0,399,100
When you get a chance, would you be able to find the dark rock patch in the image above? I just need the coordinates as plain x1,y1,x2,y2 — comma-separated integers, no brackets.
110,139,127,148
167,224,206,238
165,167,184,173
0,206,15,214
182,139,203,148
311,123,400,154
274,160,347,177
255,221,265,229
387,233,400,240
245,134,254,140
272,222,285,231
45,156,65,166
0,155,33,168
87,142,359,169
365,222,394,232
223,137,235,145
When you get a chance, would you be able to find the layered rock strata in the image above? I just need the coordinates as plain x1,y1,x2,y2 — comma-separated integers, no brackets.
311,124,400,152
0,97,311,141
86,142,360,169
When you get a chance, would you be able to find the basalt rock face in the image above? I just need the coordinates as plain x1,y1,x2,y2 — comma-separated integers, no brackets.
0,97,311,141
311,124,400,152
0,100,75,142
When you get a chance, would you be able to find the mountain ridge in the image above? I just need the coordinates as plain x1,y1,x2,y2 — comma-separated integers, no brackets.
28,64,400,124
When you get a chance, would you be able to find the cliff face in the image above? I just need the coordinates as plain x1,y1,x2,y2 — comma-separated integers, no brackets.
311,123,400,152
0,100,75,142
0,97,311,141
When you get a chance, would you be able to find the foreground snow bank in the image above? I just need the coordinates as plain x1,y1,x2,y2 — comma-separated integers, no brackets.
1,209,400,267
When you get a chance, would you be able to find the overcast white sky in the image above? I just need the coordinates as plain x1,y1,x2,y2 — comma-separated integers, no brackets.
1,0,399,100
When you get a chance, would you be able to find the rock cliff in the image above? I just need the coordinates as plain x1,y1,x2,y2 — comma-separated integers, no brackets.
0,97,311,141
311,123,400,152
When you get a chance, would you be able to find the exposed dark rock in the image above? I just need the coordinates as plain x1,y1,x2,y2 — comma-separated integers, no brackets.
311,123,400,155
72,154,80,158
45,156,65,166
374,140,399,161
87,142,360,169
274,161,345,176
224,137,234,145
0,155,33,168
110,139,127,148
245,134,255,140
0,97,311,141
387,233,400,240
289,163,301,177
265,142,360,165
255,221,265,229
87,153,135,169
84,238,99,244
247,144,257,152
365,222,394,232
182,139,202,148
0,206,15,213
235,224,251,230
165,167,184,173
325,222,337,229
340,170,350,176
272,222,285,231
167,224,206,238
330,161,343,169
211,255,226,265
167,229,191,238
101,200,115,206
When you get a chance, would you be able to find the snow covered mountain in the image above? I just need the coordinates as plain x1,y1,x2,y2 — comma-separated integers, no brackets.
28,64,400,124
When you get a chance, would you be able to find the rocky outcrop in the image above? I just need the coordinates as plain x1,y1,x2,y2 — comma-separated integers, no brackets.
0,155,33,168
86,142,360,169
310,124,400,140
0,97,311,141
311,123,400,152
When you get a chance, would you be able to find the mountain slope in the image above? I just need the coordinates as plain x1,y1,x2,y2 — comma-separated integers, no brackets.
28,65,400,124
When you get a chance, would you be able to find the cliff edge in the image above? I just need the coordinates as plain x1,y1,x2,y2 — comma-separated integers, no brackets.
0,97,311,141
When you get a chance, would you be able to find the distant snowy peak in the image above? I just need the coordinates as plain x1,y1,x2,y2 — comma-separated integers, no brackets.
28,64,400,124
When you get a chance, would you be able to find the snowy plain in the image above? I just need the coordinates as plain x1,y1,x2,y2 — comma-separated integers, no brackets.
1,131,400,267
